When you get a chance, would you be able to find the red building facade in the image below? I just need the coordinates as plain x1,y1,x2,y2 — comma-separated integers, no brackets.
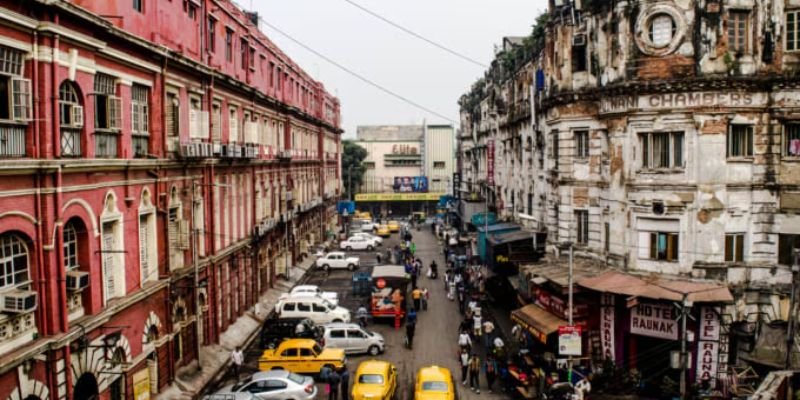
0,0,342,399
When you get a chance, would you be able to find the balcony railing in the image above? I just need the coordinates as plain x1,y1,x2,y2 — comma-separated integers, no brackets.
0,125,25,157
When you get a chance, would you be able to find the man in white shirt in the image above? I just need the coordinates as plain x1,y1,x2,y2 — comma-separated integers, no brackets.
231,346,244,380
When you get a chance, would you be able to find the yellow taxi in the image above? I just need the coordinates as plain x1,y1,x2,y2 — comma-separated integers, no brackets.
387,220,400,232
352,360,397,400
375,225,391,238
356,211,372,220
258,339,346,375
414,365,456,400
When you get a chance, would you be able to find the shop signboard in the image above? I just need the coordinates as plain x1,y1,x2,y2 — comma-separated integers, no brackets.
534,287,588,320
600,294,615,361
558,325,582,356
696,306,722,385
630,302,678,340
133,368,151,400
487,139,495,186
453,173,461,199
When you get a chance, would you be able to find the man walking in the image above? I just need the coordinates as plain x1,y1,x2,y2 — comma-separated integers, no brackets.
328,368,341,400
468,353,481,393
411,286,422,311
340,365,350,400
231,346,244,381
459,347,470,386
484,354,498,393
406,320,416,349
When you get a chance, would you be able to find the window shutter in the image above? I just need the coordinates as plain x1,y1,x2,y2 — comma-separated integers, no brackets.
165,96,176,137
11,78,32,121
189,109,199,139
102,229,115,298
168,209,179,250
72,105,84,128
725,235,733,262
140,217,149,281
141,104,149,133
667,233,678,261
108,96,122,129
735,235,744,262
131,103,138,133
179,219,190,250
649,232,657,259
230,115,238,143
212,107,221,141
201,111,210,138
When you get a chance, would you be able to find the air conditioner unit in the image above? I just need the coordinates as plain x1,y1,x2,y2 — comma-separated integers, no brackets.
66,270,90,291
573,34,586,47
0,289,37,313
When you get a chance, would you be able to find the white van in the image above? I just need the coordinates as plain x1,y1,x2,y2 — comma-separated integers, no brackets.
276,296,351,324
322,323,385,356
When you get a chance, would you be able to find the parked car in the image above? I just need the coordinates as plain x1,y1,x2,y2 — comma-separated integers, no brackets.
351,360,398,400
276,296,351,324
414,365,456,400
387,220,401,232
260,317,322,349
359,221,379,232
315,252,360,271
211,370,317,400
353,232,382,246
202,393,257,400
375,225,391,238
321,323,385,355
258,339,346,374
282,285,339,305
340,236,377,251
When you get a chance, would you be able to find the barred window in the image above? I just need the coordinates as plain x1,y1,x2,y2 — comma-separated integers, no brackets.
0,233,29,289
785,124,800,157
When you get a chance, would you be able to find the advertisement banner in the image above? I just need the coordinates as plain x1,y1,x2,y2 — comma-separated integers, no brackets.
487,140,495,186
355,193,444,202
558,325,582,356
133,368,151,400
630,302,678,340
600,294,615,361
393,176,429,193
699,306,720,341
453,173,461,199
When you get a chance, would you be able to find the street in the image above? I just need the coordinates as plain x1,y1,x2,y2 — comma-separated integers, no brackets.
215,225,511,400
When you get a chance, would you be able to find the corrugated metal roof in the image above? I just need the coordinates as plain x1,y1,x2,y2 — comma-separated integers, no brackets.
577,270,733,303
488,230,534,245
477,222,520,233
511,304,565,340
520,257,606,288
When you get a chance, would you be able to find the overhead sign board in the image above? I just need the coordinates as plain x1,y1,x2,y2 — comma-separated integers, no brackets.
355,193,444,202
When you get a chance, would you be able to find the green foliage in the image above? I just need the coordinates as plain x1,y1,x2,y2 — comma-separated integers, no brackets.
342,140,368,200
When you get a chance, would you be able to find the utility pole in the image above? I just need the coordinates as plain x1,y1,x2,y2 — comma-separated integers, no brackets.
785,248,800,369
567,236,574,381
190,181,202,370
679,293,690,399
347,164,354,201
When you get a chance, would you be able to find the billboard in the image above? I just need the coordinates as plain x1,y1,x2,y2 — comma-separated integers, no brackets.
393,176,428,193
355,193,444,202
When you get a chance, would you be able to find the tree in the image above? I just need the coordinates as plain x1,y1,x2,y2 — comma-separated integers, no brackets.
342,140,368,200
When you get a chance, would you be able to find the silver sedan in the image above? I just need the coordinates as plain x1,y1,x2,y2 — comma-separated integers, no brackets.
212,370,317,400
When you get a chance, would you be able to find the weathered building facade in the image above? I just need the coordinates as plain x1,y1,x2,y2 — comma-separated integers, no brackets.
460,0,800,390
0,0,341,399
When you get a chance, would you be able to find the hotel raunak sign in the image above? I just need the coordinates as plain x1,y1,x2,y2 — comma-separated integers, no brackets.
599,91,768,115
630,302,678,340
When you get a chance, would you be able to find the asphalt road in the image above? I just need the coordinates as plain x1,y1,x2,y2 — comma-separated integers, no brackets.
215,225,511,400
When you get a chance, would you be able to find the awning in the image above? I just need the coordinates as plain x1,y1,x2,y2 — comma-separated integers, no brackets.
488,230,534,246
578,270,733,303
510,304,566,344
521,259,605,290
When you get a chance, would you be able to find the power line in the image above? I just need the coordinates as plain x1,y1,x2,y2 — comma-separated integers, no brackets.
251,13,458,124
338,0,489,69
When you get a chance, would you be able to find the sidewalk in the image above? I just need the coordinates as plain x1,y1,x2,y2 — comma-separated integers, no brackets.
156,256,317,400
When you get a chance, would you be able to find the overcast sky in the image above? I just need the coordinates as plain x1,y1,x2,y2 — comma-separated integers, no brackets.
251,0,547,138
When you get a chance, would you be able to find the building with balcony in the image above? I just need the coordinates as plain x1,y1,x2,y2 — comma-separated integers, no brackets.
459,0,800,393
354,124,454,216
0,0,341,399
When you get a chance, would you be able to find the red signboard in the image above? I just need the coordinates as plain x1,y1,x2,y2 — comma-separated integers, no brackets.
487,139,495,186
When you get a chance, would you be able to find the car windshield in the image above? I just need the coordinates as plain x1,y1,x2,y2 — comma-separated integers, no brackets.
312,344,323,355
231,377,253,391
288,372,305,384
359,374,384,384
422,381,448,391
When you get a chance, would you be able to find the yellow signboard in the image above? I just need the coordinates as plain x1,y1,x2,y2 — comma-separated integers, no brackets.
355,193,444,202
133,368,151,400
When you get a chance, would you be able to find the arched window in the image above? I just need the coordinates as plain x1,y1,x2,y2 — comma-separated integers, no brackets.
59,81,83,157
0,233,29,289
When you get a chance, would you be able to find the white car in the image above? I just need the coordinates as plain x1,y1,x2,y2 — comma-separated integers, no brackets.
339,236,377,251
322,323,385,356
359,221,378,232
277,296,351,324
315,252,360,271
280,285,339,305
353,232,382,246
211,370,317,400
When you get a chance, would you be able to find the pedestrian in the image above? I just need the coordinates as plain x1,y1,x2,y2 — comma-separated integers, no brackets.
458,329,472,353
328,368,341,400
411,286,422,311
376,252,382,264
320,364,332,383
484,355,498,393
459,347,470,386
407,308,417,325
231,346,244,381
468,353,481,393
410,242,416,255
406,320,416,349
340,365,350,400
482,320,495,348
473,311,483,342
421,287,429,310
357,304,369,328
411,268,418,289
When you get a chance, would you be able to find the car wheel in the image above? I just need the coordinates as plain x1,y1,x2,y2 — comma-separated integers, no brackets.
346,246,352,251
368,345,380,356
347,264,356,271
367,245,374,251
322,264,330,272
